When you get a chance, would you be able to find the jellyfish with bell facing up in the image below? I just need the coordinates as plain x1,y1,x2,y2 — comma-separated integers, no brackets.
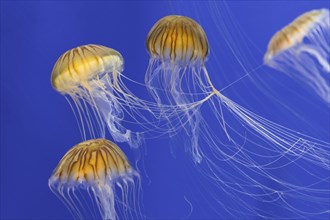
51,44,145,147
264,9,330,104
48,138,142,220
145,15,330,218
51,43,203,154
145,15,214,162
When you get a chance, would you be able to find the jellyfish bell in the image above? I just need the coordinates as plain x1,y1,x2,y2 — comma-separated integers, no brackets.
264,9,330,104
48,138,142,220
51,44,142,146
51,44,124,94
264,9,329,63
146,15,209,66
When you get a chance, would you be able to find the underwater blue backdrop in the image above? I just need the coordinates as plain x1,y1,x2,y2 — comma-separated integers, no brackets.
1,1,329,219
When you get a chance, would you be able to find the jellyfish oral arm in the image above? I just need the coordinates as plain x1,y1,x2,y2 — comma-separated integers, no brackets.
298,46,330,73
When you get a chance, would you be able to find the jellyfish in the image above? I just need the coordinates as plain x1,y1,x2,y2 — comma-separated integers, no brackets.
145,15,213,162
51,44,146,146
264,9,330,104
48,138,142,220
51,44,192,147
145,15,330,218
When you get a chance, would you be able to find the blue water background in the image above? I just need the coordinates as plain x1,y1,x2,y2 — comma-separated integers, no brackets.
1,1,329,219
